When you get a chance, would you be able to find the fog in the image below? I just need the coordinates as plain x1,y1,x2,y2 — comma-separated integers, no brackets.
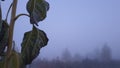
1,0,120,61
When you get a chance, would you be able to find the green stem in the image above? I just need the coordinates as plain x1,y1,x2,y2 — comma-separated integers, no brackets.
14,13,30,21
5,3,13,22
4,0,18,68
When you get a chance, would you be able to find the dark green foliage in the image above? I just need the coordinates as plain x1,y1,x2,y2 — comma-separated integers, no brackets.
0,21,9,56
0,0,49,67
0,59,4,68
22,0,49,65
4,50,26,68
0,3,9,56
26,0,49,26
0,5,2,33
21,26,48,65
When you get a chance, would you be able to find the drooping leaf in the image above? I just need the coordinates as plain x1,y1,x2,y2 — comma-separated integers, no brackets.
0,61,4,68
26,0,49,26
7,50,26,68
0,4,2,32
21,26,48,65
0,21,9,56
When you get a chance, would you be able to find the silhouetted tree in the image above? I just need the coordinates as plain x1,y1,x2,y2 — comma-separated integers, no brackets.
101,43,112,62
61,48,72,62
73,53,82,62
92,48,101,61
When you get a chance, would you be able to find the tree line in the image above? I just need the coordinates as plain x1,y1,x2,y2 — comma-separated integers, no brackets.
28,43,120,68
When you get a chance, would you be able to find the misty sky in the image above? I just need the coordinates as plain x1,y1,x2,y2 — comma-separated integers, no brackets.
1,0,120,59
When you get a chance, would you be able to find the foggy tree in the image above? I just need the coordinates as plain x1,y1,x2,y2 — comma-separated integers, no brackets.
92,48,101,60
61,48,72,62
73,53,82,62
101,43,112,62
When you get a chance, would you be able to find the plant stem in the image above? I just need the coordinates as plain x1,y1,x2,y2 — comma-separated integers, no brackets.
14,13,30,21
5,3,13,22
4,0,18,68
8,0,17,59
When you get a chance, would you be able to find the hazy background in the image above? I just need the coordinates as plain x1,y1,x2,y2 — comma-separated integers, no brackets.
1,0,120,60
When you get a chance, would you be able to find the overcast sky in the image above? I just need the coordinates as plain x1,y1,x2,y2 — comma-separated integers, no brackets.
1,0,120,59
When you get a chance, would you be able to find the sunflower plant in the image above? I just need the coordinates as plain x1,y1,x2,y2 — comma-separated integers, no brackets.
0,0,49,68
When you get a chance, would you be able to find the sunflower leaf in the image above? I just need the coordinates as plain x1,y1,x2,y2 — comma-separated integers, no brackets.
26,0,49,26
21,26,48,65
